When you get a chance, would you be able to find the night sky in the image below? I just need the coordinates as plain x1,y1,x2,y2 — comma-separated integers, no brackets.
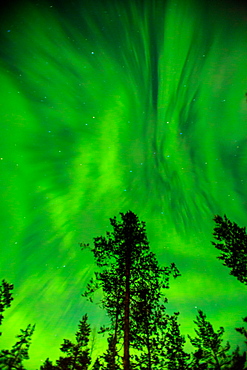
1,0,247,367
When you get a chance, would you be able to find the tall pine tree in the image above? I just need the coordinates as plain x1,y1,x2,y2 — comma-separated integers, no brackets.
80,210,180,370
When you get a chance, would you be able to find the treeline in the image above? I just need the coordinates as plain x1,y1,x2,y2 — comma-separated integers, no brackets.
0,212,247,370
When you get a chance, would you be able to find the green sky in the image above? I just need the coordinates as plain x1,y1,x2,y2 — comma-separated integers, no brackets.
0,0,247,367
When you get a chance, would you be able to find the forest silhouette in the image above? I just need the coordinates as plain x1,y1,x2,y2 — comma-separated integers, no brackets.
0,211,246,370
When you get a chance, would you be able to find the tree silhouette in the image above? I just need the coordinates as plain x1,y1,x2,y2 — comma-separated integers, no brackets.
3,212,247,369
0,324,35,370
212,214,247,364
56,314,91,370
100,334,121,370
188,310,231,369
228,346,247,370
40,315,102,370
0,280,14,335
80,210,180,370
40,358,57,370
212,215,247,285
130,296,170,369
163,312,190,369
236,317,247,346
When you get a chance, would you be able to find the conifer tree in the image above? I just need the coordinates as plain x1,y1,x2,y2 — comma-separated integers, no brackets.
236,317,247,346
56,314,91,370
212,215,247,369
40,358,57,370
0,280,14,335
212,215,247,285
130,299,169,369
0,324,35,370
188,310,231,369
80,210,180,370
228,346,247,370
100,334,121,370
164,312,190,370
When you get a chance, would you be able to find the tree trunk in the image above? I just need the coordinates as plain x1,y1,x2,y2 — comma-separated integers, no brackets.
123,244,131,370
112,297,120,370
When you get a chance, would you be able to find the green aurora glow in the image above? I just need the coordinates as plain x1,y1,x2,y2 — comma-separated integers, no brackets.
1,0,247,367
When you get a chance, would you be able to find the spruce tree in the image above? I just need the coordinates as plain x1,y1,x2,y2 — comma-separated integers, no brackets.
40,358,57,370
212,215,247,285
228,346,247,370
56,314,91,370
188,310,231,369
163,312,190,370
212,215,247,369
0,324,35,370
0,280,14,335
100,335,121,370
236,317,247,346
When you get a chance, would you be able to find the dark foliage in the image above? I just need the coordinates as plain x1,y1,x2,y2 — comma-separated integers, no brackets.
188,310,232,369
40,358,57,370
163,312,190,370
80,210,180,370
56,314,91,370
0,280,14,333
2,212,247,370
236,316,247,347
100,335,121,370
0,324,35,370
212,215,247,284
228,346,247,370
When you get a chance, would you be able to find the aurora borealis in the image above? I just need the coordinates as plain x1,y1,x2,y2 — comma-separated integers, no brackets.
1,0,247,367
